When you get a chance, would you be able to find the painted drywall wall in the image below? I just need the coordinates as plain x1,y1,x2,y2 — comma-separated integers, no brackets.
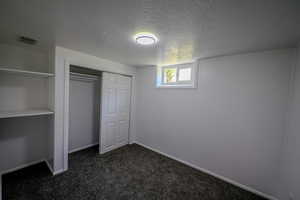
69,77,99,152
0,74,49,111
53,46,137,173
135,49,295,198
279,46,300,200
0,43,52,174
0,43,50,72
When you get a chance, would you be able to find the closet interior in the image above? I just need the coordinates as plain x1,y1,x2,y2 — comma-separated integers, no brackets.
68,65,102,154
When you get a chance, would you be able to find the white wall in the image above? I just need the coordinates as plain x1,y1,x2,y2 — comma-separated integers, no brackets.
69,77,99,152
0,43,49,73
279,46,300,200
0,74,49,111
135,49,296,198
53,46,137,174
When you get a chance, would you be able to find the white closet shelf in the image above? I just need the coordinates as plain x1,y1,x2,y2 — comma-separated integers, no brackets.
0,109,54,119
0,67,54,77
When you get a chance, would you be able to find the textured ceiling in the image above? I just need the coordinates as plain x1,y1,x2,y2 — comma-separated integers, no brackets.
0,0,299,66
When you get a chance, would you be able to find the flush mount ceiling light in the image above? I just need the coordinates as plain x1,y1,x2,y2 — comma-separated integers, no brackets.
133,32,158,45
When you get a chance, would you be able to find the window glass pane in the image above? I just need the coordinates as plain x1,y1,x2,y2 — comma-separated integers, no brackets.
163,68,177,83
178,68,191,81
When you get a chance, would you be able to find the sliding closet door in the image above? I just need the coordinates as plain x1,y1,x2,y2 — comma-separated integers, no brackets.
100,72,131,154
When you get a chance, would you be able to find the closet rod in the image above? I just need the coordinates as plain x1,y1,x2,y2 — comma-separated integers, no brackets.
70,72,99,81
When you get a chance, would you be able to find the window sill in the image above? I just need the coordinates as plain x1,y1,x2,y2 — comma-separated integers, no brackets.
156,84,197,89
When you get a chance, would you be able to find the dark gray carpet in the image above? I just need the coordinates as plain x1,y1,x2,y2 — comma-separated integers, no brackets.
3,144,267,200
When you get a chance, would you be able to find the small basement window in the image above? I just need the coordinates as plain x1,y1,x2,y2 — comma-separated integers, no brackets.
157,62,197,88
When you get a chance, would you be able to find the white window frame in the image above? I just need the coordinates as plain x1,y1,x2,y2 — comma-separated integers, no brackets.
157,61,198,88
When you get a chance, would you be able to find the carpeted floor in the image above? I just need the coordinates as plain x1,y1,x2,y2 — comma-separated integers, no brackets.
3,144,267,200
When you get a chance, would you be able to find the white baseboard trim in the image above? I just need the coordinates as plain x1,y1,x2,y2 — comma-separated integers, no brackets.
45,159,54,175
69,143,99,154
134,141,278,200
53,168,65,176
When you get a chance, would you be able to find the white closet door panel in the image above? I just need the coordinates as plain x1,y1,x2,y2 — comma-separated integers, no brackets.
103,121,117,149
103,88,117,116
117,119,129,144
100,72,131,154
118,75,131,89
118,88,130,115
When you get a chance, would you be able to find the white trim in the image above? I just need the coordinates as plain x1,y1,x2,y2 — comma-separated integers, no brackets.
54,45,138,177
156,84,197,89
63,61,70,172
0,67,54,77
53,168,65,176
128,77,135,144
134,141,278,200
45,159,54,175
69,143,99,154
99,72,106,154
56,46,136,76
0,109,54,119
157,61,198,89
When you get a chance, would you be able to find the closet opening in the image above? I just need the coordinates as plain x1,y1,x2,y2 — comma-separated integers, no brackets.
66,65,132,167
68,65,102,154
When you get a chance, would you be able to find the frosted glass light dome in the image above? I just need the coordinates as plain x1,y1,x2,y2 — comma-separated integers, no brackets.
133,32,158,45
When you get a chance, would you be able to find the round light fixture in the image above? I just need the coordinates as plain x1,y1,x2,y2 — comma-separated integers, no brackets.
133,32,158,45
